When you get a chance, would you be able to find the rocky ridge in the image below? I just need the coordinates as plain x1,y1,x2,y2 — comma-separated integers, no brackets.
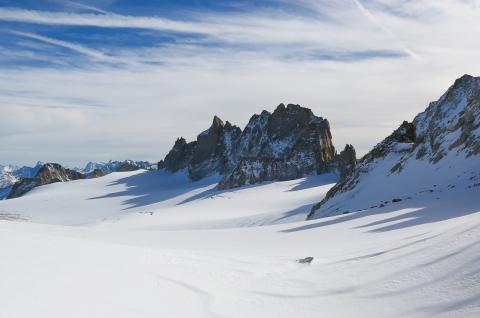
308,74,480,219
3,159,154,199
0,163,44,199
161,104,356,188
7,163,85,199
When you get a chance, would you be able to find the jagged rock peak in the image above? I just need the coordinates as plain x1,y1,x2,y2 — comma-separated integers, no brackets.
336,144,357,179
174,137,187,146
162,115,242,180
275,103,286,111
161,103,354,188
211,115,224,129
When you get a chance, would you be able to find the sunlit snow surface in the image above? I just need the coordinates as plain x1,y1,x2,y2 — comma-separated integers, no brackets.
0,170,480,317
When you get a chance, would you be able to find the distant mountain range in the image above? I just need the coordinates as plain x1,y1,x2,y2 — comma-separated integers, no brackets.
76,160,154,175
0,160,155,199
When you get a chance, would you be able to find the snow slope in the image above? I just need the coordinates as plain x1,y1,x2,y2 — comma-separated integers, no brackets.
0,169,337,229
309,74,480,219
1,169,480,317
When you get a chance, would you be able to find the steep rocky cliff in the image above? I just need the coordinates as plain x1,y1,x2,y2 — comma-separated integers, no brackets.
162,104,355,187
162,116,242,180
308,74,480,219
7,163,85,199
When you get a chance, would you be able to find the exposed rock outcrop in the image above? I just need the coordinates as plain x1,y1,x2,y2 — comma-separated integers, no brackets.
162,104,355,188
7,163,85,199
163,137,197,173
218,158,308,189
188,116,242,180
163,116,242,180
334,144,357,180
308,74,480,220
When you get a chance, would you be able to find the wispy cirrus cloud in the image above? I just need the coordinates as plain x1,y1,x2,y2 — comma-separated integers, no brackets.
350,0,419,60
63,0,110,15
1,0,480,166
11,31,110,61
0,7,211,33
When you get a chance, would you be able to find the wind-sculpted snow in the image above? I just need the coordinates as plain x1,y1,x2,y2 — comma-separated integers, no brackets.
1,168,480,317
309,74,480,219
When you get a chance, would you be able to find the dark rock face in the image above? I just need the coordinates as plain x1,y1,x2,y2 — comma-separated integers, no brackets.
162,104,355,188
335,144,357,180
7,163,85,199
157,160,165,170
6,180,37,200
188,117,242,181
218,158,307,189
163,116,242,181
237,104,335,169
219,104,339,188
163,137,197,173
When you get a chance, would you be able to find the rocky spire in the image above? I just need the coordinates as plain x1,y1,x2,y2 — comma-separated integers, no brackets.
161,104,355,188
163,137,197,173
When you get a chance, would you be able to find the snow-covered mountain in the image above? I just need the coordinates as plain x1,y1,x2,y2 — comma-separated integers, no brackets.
309,74,480,219
0,162,43,199
161,103,356,188
7,163,85,199
0,165,17,189
0,162,43,188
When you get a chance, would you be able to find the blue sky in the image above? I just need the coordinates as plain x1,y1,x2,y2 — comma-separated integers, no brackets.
0,0,411,69
1,0,480,166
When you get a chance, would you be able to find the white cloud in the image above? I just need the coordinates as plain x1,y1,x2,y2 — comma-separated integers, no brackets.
1,1,480,166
